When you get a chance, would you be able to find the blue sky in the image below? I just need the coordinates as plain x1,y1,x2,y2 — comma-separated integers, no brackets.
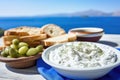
0,0,120,16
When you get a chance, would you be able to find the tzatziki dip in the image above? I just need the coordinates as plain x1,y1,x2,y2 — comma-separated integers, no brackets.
48,42,117,68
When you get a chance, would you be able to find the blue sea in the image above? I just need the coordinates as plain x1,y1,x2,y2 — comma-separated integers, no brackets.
0,17,120,34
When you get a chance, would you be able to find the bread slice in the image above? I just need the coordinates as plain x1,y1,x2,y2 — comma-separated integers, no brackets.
0,46,6,51
19,34,47,45
4,30,29,36
4,26,42,36
28,41,42,47
41,24,66,37
43,34,77,46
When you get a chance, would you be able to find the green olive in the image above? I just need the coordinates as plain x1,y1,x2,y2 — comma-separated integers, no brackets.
9,48,18,58
18,46,28,55
36,45,43,52
18,42,28,48
1,50,8,57
18,54,26,57
10,44,18,50
12,39,19,45
7,55,12,58
26,48,38,56
4,47,10,55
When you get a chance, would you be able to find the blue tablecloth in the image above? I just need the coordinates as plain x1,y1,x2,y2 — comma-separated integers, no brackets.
37,48,120,80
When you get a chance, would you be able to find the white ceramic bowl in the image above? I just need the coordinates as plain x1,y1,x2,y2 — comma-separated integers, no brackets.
68,27,104,42
42,42,120,80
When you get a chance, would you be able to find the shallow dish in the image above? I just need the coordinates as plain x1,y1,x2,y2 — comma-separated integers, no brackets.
42,42,120,80
68,27,104,42
0,53,41,68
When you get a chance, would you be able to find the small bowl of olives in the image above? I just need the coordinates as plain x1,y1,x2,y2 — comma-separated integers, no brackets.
0,39,43,69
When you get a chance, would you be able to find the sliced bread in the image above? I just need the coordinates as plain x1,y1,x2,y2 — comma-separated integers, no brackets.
4,30,29,36
4,26,42,36
19,34,47,46
43,34,77,46
41,24,66,37
19,34,47,41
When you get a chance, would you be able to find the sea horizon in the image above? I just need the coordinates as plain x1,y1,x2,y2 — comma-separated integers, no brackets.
0,16,120,34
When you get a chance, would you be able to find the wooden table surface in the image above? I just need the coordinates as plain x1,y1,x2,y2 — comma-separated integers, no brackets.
0,34,120,80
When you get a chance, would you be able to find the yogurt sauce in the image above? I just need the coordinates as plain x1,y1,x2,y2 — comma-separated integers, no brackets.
48,42,117,68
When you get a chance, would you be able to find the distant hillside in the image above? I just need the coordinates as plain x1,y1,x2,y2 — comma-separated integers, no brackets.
41,10,120,17
112,11,120,16
70,10,112,17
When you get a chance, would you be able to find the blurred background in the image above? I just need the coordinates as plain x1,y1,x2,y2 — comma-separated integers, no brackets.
0,0,120,36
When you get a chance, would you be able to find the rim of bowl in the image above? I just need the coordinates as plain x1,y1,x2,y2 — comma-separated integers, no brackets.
0,52,41,62
76,32,104,37
69,27,104,33
42,42,120,71
68,27,104,37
